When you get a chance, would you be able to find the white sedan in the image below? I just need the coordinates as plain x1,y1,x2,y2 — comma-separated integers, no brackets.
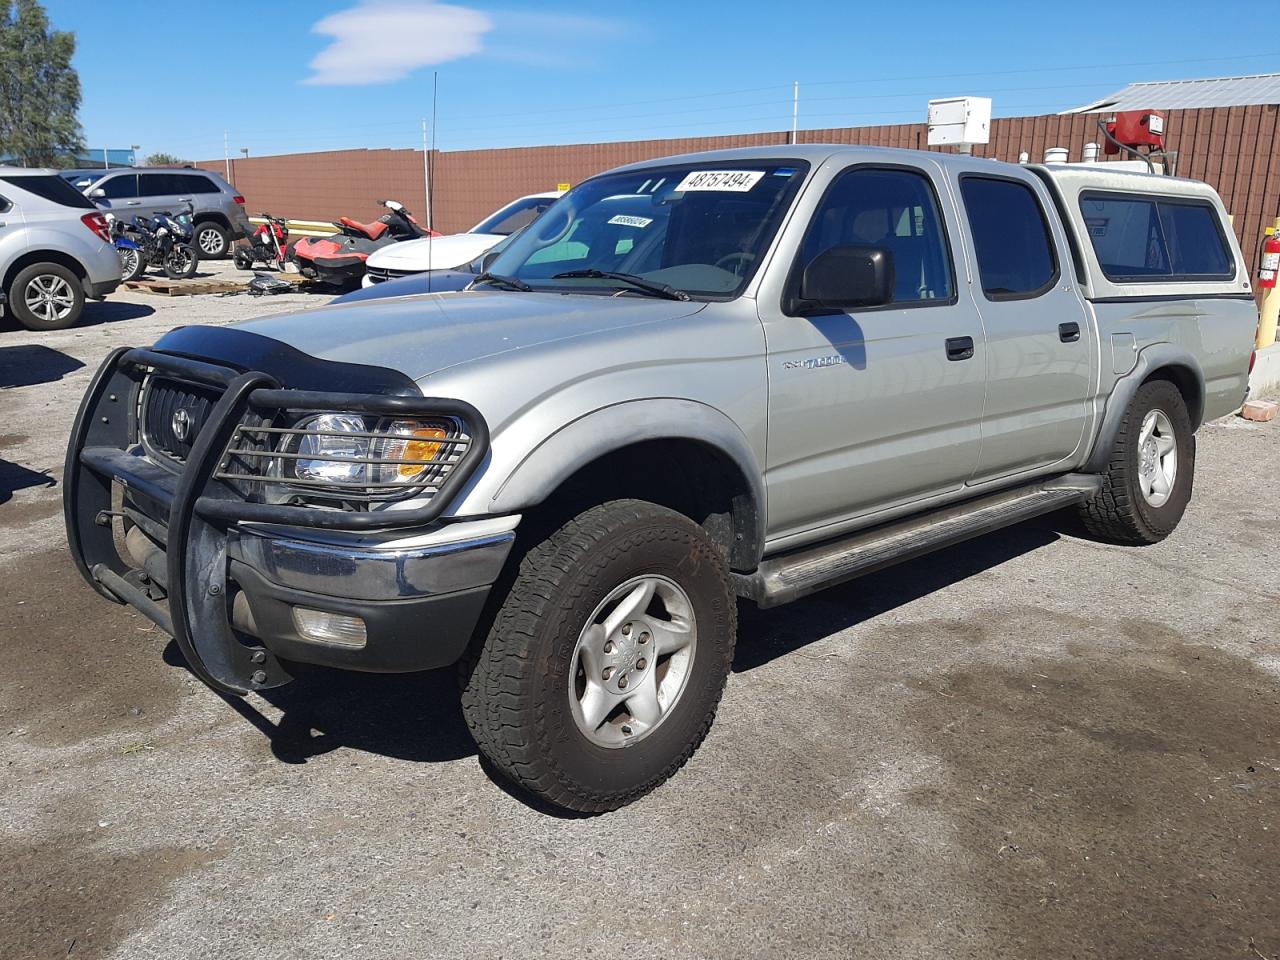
361,190,563,287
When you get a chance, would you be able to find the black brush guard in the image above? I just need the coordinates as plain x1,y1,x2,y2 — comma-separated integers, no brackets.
63,345,488,696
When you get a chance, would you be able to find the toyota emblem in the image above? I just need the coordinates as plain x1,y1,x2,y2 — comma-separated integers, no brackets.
172,407,192,443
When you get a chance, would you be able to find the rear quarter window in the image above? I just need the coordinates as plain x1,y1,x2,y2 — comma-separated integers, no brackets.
0,174,96,210
1079,191,1233,282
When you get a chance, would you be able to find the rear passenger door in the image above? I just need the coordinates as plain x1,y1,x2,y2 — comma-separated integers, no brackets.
954,173,1093,481
137,172,191,221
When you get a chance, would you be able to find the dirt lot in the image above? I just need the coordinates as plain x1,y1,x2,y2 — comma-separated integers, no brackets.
1,265,1278,960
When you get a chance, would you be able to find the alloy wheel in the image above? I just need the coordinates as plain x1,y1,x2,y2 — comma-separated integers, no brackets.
23,274,75,324
568,574,697,748
1137,408,1177,507
197,227,224,255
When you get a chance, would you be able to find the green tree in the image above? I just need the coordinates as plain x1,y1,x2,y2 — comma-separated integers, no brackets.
0,0,83,167
144,151,187,166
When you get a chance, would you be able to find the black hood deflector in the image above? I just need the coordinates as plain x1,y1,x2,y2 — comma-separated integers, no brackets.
150,325,421,396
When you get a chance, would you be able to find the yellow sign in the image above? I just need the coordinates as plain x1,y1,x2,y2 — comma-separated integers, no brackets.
556,182,571,192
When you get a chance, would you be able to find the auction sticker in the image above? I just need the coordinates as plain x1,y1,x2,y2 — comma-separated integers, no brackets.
675,170,764,192
608,214,653,228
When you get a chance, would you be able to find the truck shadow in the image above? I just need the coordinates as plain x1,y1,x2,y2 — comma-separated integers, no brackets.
179,517,1071,802
732,516,1063,673
0,458,56,506
0,344,84,388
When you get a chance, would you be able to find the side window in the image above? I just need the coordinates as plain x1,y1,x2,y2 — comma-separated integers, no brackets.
0,195,10,213
798,167,953,305
99,174,139,199
178,174,220,195
1158,201,1232,276
960,176,1057,298
1079,193,1232,281
138,173,191,196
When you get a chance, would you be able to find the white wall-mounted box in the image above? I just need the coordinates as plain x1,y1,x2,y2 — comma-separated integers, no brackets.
927,96,992,146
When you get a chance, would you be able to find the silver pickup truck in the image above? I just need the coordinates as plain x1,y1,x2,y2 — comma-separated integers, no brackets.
64,145,1255,812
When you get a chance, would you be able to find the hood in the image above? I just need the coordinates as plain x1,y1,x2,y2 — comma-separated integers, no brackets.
230,291,706,381
365,232,501,271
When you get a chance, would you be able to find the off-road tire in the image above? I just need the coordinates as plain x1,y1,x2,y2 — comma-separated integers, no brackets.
1079,379,1194,544
194,221,230,259
232,246,254,270
460,499,737,813
8,262,84,331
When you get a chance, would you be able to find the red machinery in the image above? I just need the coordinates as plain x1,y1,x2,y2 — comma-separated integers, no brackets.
1103,110,1166,154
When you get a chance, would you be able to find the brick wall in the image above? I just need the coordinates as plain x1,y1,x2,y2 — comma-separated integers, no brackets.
197,104,1280,275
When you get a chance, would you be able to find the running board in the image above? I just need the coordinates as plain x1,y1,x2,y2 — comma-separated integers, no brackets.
734,474,1101,608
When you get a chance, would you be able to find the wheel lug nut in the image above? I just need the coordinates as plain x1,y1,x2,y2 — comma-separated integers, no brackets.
621,724,633,735
618,676,628,689
636,658,647,670
639,632,649,644
602,667,613,681
622,624,631,636
603,641,614,654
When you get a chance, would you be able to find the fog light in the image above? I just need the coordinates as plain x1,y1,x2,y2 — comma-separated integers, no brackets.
292,607,367,647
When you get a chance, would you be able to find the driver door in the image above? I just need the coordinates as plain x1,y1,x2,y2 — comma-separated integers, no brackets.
758,163,988,545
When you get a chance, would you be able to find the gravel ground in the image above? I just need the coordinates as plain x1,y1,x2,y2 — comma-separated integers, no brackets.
1,264,1278,960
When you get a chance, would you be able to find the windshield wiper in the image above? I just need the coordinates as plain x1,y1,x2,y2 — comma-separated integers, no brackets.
471,271,532,292
551,269,690,301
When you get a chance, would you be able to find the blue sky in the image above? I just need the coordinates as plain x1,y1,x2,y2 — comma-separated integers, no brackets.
48,0,1269,162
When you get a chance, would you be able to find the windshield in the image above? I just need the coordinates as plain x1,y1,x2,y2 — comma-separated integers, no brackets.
471,195,559,236
486,161,809,300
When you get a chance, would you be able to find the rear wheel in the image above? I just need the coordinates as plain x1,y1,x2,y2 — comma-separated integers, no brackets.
8,262,85,330
232,246,254,270
461,500,736,813
117,246,144,282
1079,379,1195,544
194,221,229,259
163,243,198,279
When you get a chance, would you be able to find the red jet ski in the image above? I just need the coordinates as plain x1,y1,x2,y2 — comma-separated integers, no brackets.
290,200,438,289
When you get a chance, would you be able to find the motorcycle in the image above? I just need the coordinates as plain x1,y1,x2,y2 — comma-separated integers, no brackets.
290,199,437,289
104,213,145,282
130,201,199,279
233,213,290,271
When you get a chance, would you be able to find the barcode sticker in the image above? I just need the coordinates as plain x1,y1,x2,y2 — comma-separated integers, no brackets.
674,170,765,193
608,214,654,228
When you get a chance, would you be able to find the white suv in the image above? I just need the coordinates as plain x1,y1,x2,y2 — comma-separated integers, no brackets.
0,169,122,331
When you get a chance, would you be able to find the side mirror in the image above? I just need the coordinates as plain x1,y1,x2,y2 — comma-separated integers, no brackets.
798,245,894,311
89,187,106,199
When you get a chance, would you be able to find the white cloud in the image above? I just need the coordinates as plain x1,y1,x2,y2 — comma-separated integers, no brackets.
304,0,495,86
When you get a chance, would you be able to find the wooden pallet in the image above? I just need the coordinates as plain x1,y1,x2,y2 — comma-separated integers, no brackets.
123,277,246,296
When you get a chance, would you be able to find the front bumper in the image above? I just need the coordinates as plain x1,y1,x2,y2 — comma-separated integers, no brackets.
64,339,496,695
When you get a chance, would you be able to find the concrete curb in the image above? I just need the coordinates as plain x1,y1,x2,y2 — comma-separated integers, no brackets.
1249,343,1280,396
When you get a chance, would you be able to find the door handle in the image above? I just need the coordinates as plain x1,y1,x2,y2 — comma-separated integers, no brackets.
1059,322,1081,343
945,336,975,361
126,201,141,205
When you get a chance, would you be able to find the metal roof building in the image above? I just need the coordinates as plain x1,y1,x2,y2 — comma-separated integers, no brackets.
1064,72,1280,113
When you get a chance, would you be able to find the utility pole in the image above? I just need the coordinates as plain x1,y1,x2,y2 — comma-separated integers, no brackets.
791,81,799,145
224,131,230,181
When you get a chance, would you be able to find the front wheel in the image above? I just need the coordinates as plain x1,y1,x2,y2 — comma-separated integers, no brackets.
232,246,254,270
163,243,198,279
1078,378,1195,544
461,500,737,813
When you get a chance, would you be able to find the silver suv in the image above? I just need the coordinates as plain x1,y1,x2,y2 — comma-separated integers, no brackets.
0,168,121,330
64,145,1256,812
64,167,250,259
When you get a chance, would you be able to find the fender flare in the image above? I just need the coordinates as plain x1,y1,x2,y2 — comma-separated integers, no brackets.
1084,342,1206,473
487,398,766,565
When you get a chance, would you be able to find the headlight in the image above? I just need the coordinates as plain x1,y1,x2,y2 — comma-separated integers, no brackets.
284,413,455,491
294,413,367,484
